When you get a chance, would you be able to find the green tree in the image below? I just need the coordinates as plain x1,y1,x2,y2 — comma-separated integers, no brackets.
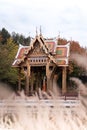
0,38,18,87
12,32,31,45
0,28,10,44
24,36,31,46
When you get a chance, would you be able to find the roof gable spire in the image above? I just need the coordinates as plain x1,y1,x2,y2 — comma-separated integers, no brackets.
36,27,38,37
40,25,42,36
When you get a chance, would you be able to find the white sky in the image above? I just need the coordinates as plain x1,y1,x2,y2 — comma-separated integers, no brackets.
0,0,87,47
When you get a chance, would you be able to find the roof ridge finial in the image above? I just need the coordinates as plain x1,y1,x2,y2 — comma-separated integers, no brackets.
40,25,42,36
36,27,38,37
70,37,72,41
58,31,60,39
57,31,60,45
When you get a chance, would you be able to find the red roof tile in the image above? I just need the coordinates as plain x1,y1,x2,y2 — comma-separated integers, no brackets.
17,47,29,59
45,41,56,52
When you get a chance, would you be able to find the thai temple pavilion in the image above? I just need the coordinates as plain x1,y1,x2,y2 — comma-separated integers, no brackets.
12,33,70,96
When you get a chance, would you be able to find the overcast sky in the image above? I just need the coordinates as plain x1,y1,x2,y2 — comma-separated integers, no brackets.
0,0,87,47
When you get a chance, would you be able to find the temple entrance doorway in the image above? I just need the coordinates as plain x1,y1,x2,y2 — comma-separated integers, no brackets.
30,66,46,94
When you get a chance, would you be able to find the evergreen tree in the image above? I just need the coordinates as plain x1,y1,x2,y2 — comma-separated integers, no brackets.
0,28,10,44
0,38,18,87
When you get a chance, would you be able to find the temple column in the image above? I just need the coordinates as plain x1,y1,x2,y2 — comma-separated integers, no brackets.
25,61,30,96
18,68,21,91
42,76,46,91
31,78,33,94
62,67,67,94
25,75,29,95
46,62,50,91
47,77,50,92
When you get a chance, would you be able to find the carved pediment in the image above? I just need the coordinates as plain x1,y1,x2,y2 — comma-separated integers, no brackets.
29,42,47,57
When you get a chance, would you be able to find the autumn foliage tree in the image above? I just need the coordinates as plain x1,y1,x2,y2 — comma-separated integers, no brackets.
57,37,86,79
57,38,68,45
69,40,86,80
70,40,85,54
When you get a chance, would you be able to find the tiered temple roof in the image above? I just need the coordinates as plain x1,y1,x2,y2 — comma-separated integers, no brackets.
12,35,70,67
